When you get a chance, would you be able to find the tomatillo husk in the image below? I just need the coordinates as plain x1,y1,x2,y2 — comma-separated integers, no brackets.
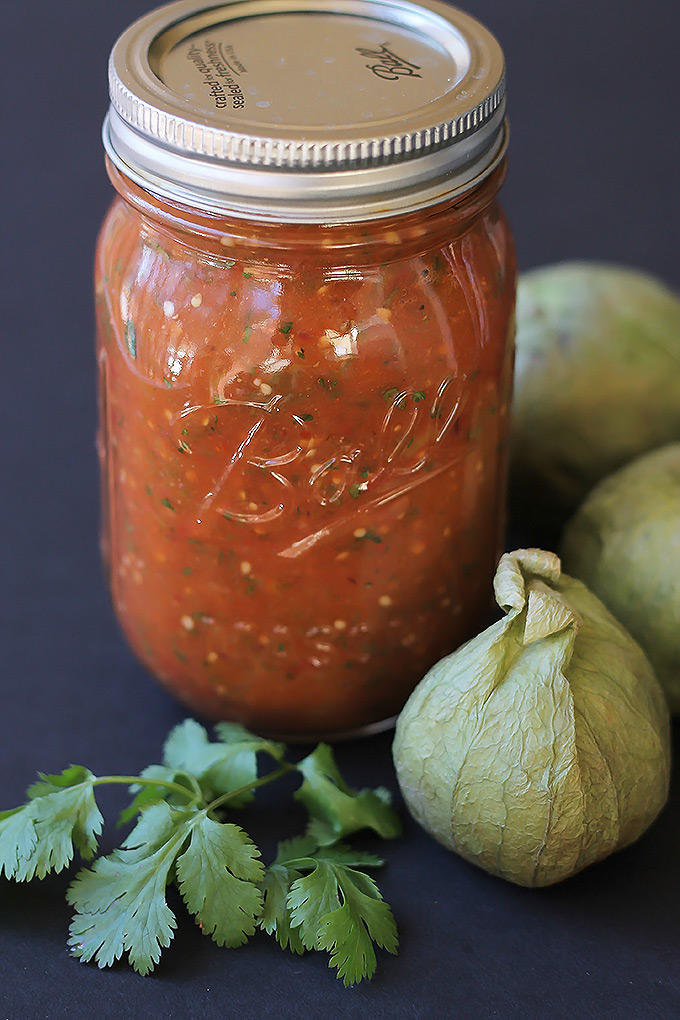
392,549,670,887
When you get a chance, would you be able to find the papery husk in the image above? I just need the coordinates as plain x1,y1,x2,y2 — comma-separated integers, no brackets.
393,549,671,887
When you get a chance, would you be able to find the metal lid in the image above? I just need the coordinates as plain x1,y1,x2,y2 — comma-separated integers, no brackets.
104,0,507,222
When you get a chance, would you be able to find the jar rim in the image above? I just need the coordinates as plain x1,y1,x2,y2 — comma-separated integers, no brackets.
104,0,507,223
105,153,508,263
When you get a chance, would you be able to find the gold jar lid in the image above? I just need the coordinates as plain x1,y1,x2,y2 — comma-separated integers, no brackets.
104,0,507,221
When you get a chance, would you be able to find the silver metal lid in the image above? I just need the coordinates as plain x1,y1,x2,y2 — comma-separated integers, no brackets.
104,0,507,222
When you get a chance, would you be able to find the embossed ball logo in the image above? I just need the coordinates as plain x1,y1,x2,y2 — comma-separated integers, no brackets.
162,375,468,557
356,43,422,81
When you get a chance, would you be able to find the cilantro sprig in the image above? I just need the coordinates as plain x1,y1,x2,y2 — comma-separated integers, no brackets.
0,720,400,985
262,836,398,986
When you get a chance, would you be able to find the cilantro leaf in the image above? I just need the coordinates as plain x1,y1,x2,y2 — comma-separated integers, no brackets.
286,847,398,986
295,744,400,845
315,868,398,987
272,834,318,864
67,802,193,974
214,720,286,763
163,719,284,807
0,767,102,880
118,764,199,826
0,720,400,984
176,817,264,947
26,764,94,801
288,861,340,949
0,809,39,880
276,837,385,872
258,837,315,954
260,864,306,955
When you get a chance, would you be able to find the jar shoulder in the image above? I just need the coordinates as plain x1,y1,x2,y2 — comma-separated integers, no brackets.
95,197,515,386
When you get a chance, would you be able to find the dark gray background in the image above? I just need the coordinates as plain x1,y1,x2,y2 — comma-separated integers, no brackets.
1,2,679,1017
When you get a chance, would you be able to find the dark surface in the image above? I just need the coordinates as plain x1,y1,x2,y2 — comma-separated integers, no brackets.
1,1,679,1017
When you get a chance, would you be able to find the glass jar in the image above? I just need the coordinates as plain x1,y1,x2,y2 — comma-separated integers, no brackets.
96,0,516,739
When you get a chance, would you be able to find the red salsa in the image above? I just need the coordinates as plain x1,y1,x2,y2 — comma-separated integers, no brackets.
96,163,515,737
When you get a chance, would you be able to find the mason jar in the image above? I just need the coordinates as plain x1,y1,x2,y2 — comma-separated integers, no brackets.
96,0,516,738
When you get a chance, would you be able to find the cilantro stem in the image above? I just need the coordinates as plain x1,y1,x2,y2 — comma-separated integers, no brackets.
92,775,201,803
205,762,296,815
92,759,297,818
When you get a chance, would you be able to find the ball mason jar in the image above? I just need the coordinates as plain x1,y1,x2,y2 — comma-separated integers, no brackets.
96,0,516,739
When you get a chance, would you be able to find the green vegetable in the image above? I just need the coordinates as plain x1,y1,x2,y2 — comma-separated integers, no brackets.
0,766,102,880
0,720,399,984
124,319,137,360
295,744,399,846
262,837,398,987
561,443,680,713
392,549,670,887
510,263,680,526
354,528,382,544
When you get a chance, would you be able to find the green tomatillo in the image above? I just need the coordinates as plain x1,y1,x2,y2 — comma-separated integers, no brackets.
510,263,680,530
561,443,680,713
